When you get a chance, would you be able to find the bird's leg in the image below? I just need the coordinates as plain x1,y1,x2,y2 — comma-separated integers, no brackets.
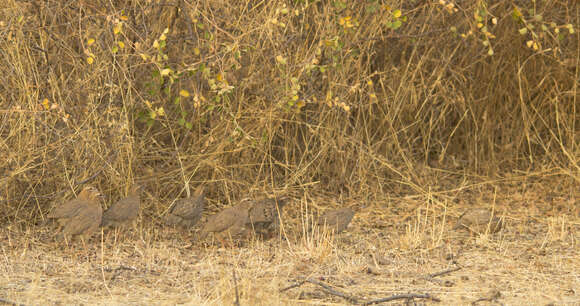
75,236,89,260
219,234,228,249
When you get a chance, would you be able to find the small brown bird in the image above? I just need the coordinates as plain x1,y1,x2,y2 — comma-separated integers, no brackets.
47,186,104,240
199,201,253,244
317,207,355,233
247,196,289,238
164,185,205,228
101,185,142,228
453,208,503,234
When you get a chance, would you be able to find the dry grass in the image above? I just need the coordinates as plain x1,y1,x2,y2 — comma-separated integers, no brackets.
2,179,579,305
0,0,579,304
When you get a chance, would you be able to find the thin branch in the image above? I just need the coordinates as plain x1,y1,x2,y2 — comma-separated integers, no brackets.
362,293,441,305
303,278,359,304
428,266,462,278
280,278,358,304
281,277,440,305
422,266,462,286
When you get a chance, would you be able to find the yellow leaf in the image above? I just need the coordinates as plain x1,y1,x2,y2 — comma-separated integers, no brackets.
159,33,166,41
86,57,94,64
276,55,287,65
526,40,534,48
120,15,128,21
216,73,224,82
512,7,522,19
160,68,172,76
41,98,50,110
179,90,190,97
292,95,299,101
118,41,125,49
153,40,159,49
296,100,305,108
193,47,200,55
156,107,165,116
87,38,95,46
163,28,170,34
393,10,402,18
140,53,148,61
113,23,122,35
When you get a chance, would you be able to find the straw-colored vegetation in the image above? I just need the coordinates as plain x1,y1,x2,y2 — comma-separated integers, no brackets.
1,0,578,304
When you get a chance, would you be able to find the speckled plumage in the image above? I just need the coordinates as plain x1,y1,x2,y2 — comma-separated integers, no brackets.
164,185,205,228
48,186,104,239
101,185,141,228
453,208,503,233
317,207,355,233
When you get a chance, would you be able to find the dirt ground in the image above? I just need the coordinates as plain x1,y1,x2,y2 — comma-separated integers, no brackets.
1,179,578,305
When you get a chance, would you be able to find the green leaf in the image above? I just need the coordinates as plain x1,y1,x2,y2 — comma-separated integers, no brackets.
177,118,185,126
366,4,378,13
392,20,402,30
185,122,192,129
333,1,346,10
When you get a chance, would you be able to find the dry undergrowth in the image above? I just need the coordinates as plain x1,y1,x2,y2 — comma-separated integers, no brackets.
2,178,578,305
0,0,578,305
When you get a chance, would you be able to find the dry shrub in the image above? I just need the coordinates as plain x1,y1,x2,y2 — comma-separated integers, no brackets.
0,0,578,224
